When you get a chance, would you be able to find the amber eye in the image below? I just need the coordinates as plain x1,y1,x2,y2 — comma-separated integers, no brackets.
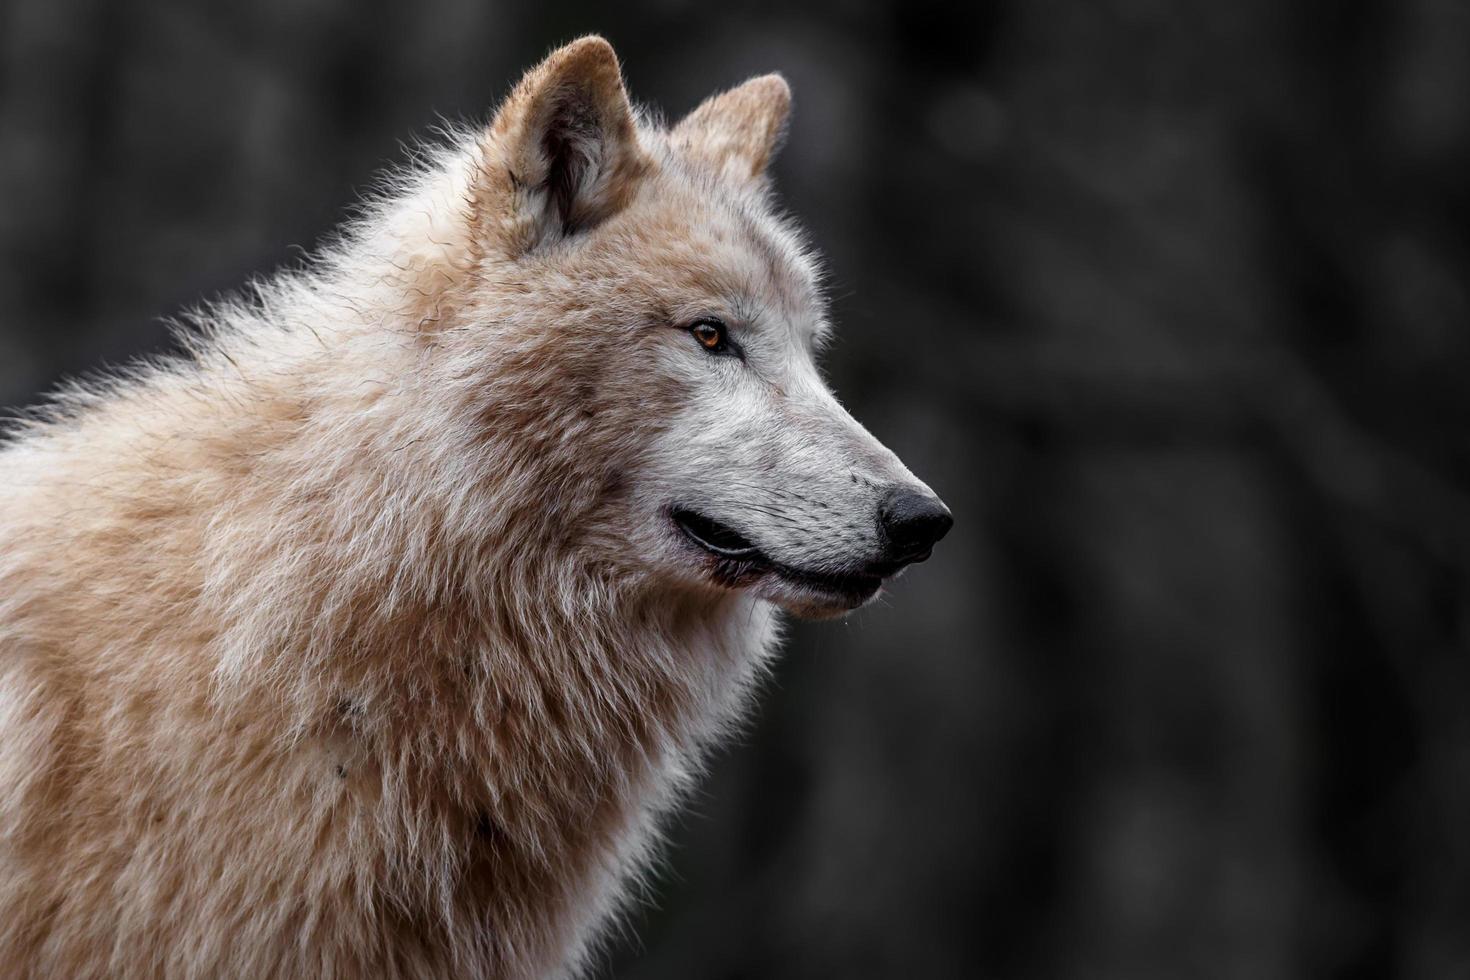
690,319,727,353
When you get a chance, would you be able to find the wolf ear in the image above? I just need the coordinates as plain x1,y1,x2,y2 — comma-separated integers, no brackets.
672,74,791,185
478,36,649,253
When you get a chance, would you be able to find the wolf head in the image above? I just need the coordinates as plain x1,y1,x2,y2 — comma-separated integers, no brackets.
440,37,949,619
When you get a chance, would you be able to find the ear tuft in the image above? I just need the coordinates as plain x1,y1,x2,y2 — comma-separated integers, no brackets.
673,73,792,185
478,36,650,253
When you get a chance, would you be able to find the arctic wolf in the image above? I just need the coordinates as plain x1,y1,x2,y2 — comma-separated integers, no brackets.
0,36,950,978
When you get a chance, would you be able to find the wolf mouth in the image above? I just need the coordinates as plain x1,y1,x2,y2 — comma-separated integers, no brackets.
671,507,884,606
670,507,762,559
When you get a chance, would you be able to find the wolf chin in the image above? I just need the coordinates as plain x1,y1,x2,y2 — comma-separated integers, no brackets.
0,37,951,979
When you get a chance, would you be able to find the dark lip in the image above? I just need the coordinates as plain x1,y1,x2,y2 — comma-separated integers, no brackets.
670,507,762,560
671,507,884,605
769,562,883,605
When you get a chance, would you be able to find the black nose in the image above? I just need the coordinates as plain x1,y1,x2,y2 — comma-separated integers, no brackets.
878,488,953,565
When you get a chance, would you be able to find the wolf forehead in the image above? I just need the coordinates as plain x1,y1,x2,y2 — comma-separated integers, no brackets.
552,135,832,346
604,184,827,337
472,35,831,346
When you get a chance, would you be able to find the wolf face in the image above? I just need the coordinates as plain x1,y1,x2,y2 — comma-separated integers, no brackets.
453,38,951,618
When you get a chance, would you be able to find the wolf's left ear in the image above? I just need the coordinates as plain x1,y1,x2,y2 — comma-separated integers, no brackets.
478,36,649,253
672,74,791,185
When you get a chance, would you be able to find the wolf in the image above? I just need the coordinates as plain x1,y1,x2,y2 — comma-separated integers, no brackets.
0,36,951,979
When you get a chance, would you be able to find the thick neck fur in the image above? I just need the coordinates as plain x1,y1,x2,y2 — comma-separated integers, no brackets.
0,135,778,978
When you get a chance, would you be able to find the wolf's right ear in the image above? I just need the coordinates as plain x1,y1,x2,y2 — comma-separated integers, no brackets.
475,37,650,254
673,74,791,186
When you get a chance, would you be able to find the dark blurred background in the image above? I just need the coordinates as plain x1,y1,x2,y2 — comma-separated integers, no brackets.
4,1,1469,977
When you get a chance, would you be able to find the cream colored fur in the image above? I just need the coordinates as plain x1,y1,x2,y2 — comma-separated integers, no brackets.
0,37,939,978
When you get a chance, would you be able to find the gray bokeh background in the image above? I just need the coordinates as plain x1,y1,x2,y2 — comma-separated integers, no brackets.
4,1,1469,977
